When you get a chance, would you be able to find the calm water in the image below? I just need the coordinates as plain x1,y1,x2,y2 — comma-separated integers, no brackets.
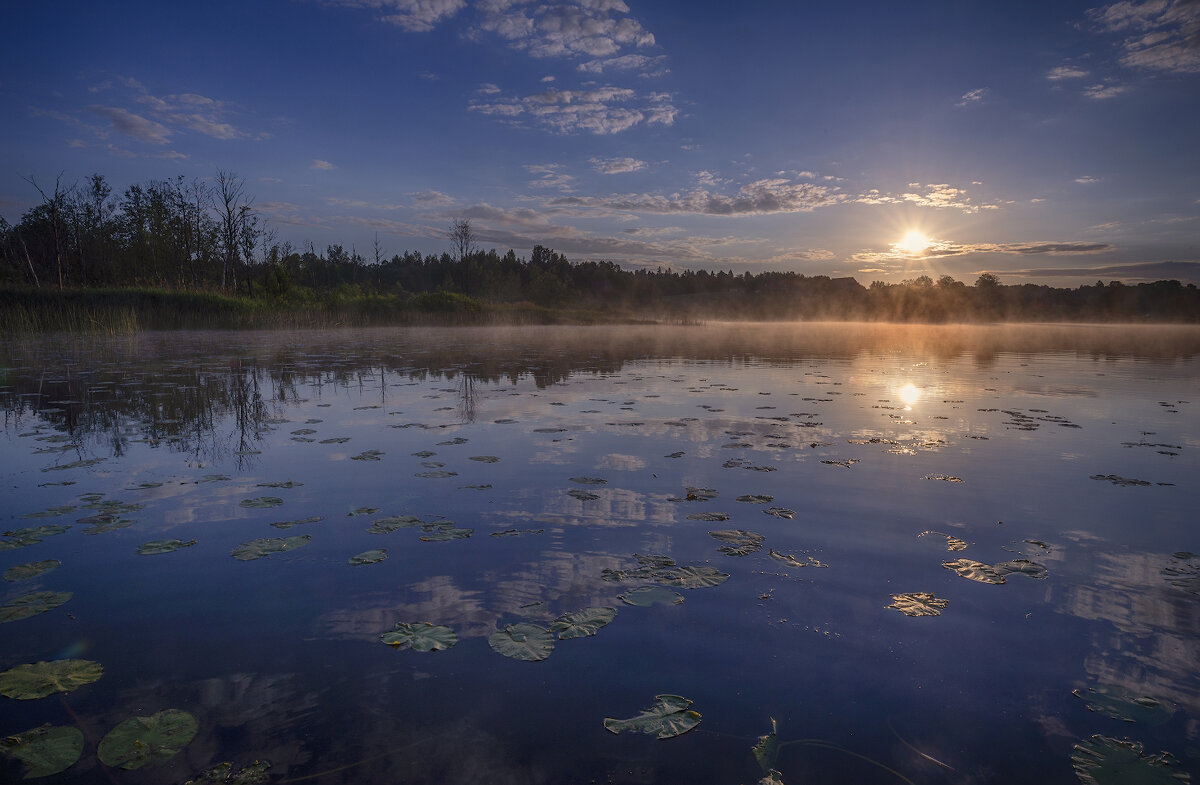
1,324,1198,784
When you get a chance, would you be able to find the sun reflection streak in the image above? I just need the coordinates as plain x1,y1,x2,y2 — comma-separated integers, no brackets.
898,383,920,407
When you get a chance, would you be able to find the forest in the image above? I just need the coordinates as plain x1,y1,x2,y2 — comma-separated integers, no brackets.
3,171,1198,326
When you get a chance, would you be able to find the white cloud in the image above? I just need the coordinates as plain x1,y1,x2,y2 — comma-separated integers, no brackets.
526,163,575,190
853,183,1002,213
549,177,842,216
577,53,668,76
589,156,647,174
1084,82,1129,98
86,105,172,144
311,159,336,170
853,238,1112,264
410,190,456,206
1090,0,1200,73
321,0,466,32
1046,65,1090,80
469,85,676,134
475,0,656,60
956,87,988,106
1075,175,1100,183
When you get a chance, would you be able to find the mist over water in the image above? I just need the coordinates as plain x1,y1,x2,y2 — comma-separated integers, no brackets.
1,323,1197,784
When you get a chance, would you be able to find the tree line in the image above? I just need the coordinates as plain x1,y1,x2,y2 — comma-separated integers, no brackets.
2,170,1197,322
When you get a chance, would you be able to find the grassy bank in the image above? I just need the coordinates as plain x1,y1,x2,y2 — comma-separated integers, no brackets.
0,287,622,334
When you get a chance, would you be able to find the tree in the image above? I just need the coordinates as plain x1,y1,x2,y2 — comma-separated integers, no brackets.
24,174,69,289
216,170,253,293
448,218,476,296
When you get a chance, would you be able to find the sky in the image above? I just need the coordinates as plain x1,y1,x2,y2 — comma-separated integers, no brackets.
2,0,1198,285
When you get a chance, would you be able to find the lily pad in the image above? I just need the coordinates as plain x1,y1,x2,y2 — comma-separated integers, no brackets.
257,480,302,489
349,549,387,565
762,507,795,519
136,539,197,556
603,694,701,739
887,592,949,617
737,494,774,504
468,455,499,463
1073,685,1176,726
942,558,1006,584
0,591,72,623
351,450,385,461
752,717,779,774
97,708,198,770
348,507,379,516
768,549,828,568
0,536,41,551
489,623,555,661
1071,735,1189,784
918,530,968,552
366,515,424,534
20,505,77,519
239,496,283,509
0,659,103,699
82,516,135,535
3,560,61,582
994,559,1049,579
551,607,617,639
686,512,730,522
415,470,458,478
4,525,69,539
670,487,718,502
618,586,684,607
709,529,765,556
380,622,458,651
655,565,730,589
270,516,323,530
232,535,311,561
419,525,473,542
569,476,607,485
923,473,964,482
184,760,272,785
0,724,83,778
567,489,600,501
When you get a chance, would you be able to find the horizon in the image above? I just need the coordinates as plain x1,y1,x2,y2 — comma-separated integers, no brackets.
2,1,1198,287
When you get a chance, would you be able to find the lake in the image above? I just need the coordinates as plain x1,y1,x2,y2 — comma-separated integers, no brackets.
1,323,1198,784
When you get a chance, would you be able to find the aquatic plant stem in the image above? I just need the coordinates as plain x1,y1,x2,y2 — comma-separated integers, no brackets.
777,739,917,785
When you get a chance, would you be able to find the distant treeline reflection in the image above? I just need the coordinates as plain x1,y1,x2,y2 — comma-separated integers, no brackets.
3,324,1198,463
3,171,1198,324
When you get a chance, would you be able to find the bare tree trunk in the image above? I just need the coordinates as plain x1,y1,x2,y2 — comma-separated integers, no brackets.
15,228,40,288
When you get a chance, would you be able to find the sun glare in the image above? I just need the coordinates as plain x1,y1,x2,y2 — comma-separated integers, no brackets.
898,383,921,407
896,230,930,255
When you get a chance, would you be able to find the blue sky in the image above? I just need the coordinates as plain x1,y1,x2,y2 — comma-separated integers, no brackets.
2,0,1198,284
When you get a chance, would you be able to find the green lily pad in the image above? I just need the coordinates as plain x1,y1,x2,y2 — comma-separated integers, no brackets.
763,507,795,519
0,724,84,778
994,559,1049,579
347,507,379,516
97,708,197,770
349,549,387,565
769,549,828,568
709,529,765,557
618,586,684,607
1073,685,1176,726
239,496,283,509
887,592,949,617
569,476,607,485
232,535,311,561
4,525,70,539
415,470,458,478
0,660,103,699
82,516,135,535
488,623,555,661
603,694,701,739
469,455,499,463
419,525,473,542
136,539,197,556
655,565,730,589
3,560,61,582
125,481,163,490
568,489,600,501
942,558,1006,584
257,480,302,489
686,512,730,522
20,505,77,519
670,487,718,502
351,450,385,461
184,760,272,785
366,515,424,534
380,622,458,651
737,494,774,504
270,516,323,530
551,607,617,639
1071,735,1189,784
0,536,41,551
0,591,72,623
319,437,352,444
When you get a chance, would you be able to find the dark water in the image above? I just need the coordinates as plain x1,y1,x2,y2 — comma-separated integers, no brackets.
1,324,1197,784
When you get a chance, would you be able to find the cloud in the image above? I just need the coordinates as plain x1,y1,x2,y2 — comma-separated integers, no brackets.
1090,0,1200,73
86,106,172,144
854,238,1113,264
577,53,668,76
956,87,988,107
854,183,1002,213
410,190,456,206
549,178,842,216
1002,261,1200,282
469,85,676,134
319,0,466,32
1084,82,1129,99
589,156,647,174
526,163,575,190
475,0,656,59
1047,65,1090,80
1075,175,1101,183
311,159,336,170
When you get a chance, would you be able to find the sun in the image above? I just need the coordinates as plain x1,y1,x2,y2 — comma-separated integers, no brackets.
896,230,931,255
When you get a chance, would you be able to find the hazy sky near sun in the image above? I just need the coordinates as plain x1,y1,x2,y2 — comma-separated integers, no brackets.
2,0,1198,285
